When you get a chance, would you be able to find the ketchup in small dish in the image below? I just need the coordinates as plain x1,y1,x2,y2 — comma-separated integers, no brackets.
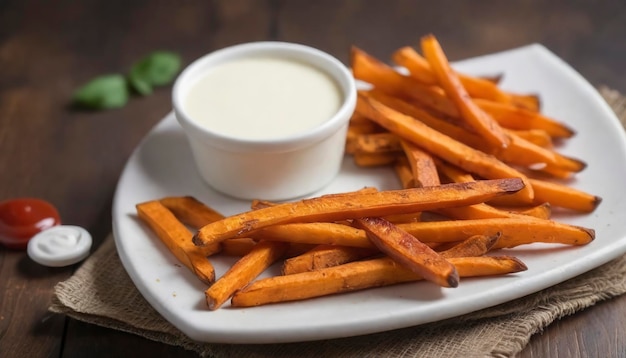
0,198,61,249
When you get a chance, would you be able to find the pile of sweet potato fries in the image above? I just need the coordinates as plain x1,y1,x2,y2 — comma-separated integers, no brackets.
136,34,600,310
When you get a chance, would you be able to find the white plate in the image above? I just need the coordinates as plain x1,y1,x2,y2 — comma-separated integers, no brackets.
112,44,626,344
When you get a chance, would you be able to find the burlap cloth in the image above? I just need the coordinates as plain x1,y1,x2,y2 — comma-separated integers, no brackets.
50,87,626,357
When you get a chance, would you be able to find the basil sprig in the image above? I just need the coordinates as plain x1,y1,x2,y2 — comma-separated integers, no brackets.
72,51,181,110
129,52,182,95
72,74,129,109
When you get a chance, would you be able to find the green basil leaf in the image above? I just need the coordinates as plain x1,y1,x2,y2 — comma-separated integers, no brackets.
129,51,181,95
72,74,129,109
128,71,153,96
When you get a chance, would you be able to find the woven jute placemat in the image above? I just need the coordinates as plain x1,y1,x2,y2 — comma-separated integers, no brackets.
50,86,626,357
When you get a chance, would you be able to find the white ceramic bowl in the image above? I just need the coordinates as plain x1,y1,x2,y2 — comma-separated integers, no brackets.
172,42,356,200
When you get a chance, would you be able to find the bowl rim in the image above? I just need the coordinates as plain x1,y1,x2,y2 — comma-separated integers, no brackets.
172,41,357,153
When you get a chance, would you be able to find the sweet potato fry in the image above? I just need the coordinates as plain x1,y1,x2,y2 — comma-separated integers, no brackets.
510,129,553,148
475,99,574,138
509,93,541,112
353,152,399,167
233,257,412,307
220,235,315,258
346,116,385,155
435,161,552,219
159,196,225,229
434,158,475,183
254,217,438,250
250,187,380,211
392,46,511,103
394,157,416,188
400,140,440,187
436,203,535,220
282,245,377,275
356,93,535,202
383,211,423,223
397,218,594,248
355,217,459,287
451,256,528,276
532,166,574,180
231,256,526,307
529,178,602,212
438,233,500,259
193,178,525,247
433,162,546,219
345,137,359,155
258,215,580,248
253,222,375,249
495,202,552,220
347,118,384,135
497,131,585,173
350,112,376,126
352,132,402,154
205,240,289,310
220,237,258,256
421,34,510,150
136,201,218,284
391,46,439,85
480,74,504,84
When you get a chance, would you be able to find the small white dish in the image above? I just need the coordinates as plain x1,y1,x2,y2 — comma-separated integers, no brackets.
113,44,626,344
27,225,92,267
172,42,356,200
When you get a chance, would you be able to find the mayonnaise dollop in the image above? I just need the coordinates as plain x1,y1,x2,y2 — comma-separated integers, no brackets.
27,225,92,267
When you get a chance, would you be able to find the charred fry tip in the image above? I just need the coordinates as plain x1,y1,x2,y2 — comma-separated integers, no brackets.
496,177,525,193
593,196,603,209
447,271,460,288
568,157,588,171
192,233,204,247
486,232,502,249
506,256,529,272
198,272,216,286
564,125,576,136
485,73,504,84
583,227,596,240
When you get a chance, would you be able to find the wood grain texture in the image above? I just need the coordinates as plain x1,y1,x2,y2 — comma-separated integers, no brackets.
0,0,625,357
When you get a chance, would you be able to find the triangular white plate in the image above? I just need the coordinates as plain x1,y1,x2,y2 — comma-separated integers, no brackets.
113,44,626,344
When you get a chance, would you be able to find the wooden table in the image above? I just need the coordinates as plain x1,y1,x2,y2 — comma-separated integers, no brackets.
2,1,625,356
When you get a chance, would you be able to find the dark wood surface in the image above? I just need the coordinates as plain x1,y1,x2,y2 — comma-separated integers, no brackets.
1,1,625,357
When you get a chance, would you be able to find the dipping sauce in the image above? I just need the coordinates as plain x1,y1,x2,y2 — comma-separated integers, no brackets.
27,225,92,267
0,198,61,249
184,56,343,140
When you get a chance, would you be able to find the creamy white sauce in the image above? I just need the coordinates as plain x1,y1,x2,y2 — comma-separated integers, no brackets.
184,56,343,140
27,225,92,267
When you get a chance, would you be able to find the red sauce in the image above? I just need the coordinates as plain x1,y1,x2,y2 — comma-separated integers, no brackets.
0,198,61,249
